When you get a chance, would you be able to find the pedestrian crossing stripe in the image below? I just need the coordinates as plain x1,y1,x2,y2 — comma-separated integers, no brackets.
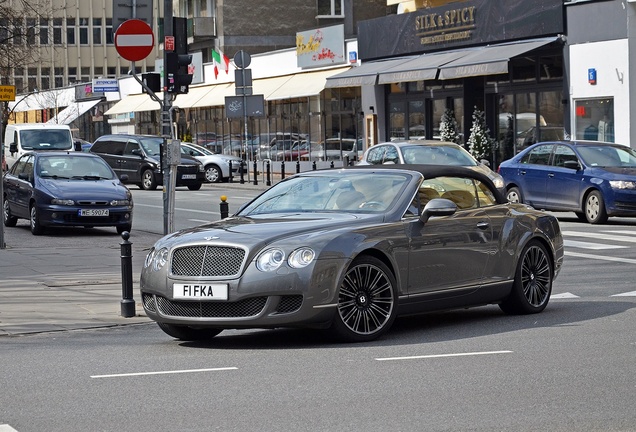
562,231,636,243
563,239,626,250
611,291,636,297
551,292,580,299
565,251,636,264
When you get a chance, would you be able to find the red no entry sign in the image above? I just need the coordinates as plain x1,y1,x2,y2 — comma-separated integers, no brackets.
115,19,155,62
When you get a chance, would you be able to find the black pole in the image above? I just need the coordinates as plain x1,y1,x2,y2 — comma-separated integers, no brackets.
330,161,334,169
296,160,300,173
281,160,285,179
312,160,317,171
228,160,233,183
120,231,135,318
239,160,245,184
266,160,271,186
253,160,258,185
344,156,350,167
220,195,229,219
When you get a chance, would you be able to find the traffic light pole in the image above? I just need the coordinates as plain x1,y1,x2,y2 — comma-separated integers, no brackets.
162,0,174,235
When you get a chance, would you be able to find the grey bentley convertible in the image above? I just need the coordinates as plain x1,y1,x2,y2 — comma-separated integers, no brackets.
140,165,564,342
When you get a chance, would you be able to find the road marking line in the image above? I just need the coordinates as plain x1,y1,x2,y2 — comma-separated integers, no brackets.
565,251,636,264
551,292,580,299
564,240,626,250
376,350,512,361
611,291,636,297
563,231,636,243
600,230,636,236
91,367,237,378
188,219,213,223
0,425,19,432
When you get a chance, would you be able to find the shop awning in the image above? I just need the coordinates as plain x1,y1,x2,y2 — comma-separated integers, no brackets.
190,83,234,108
174,85,214,109
46,99,101,125
267,67,350,100
105,94,151,115
377,50,471,84
438,37,559,80
325,57,416,88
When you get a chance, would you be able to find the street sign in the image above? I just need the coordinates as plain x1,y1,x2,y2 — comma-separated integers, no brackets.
0,85,15,101
92,79,119,93
112,0,153,30
165,36,175,52
114,19,155,62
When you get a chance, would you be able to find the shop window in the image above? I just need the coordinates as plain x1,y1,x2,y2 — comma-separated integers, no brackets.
574,98,614,143
317,0,344,17
389,101,405,141
408,100,426,138
511,56,536,82
539,55,563,81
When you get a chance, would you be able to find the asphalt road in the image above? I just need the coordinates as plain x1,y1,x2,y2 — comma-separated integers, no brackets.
1,188,636,431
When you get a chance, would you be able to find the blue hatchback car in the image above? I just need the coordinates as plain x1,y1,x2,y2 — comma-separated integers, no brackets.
498,140,636,224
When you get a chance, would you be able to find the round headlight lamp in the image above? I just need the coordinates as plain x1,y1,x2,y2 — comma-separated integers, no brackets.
288,248,315,268
256,248,285,272
152,247,169,271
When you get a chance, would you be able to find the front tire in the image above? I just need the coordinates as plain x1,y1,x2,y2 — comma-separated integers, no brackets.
204,164,222,183
187,183,203,191
330,256,397,342
499,240,552,315
3,198,18,227
140,169,158,190
157,323,222,341
506,186,522,203
30,204,44,235
584,190,608,224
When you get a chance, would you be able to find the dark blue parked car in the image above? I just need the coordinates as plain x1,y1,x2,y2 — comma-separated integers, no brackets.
498,140,636,224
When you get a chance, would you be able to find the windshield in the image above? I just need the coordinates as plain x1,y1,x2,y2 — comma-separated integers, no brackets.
238,172,410,216
577,145,636,168
401,145,477,166
139,137,162,157
19,129,73,151
37,155,116,180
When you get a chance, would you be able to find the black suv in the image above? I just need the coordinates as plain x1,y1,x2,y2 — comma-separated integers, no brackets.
90,134,205,190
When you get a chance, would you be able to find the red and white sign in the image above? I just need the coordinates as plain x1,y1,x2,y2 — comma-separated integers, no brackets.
114,19,155,62
165,36,175,52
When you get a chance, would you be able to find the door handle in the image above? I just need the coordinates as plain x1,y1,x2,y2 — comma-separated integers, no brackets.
519,170,526,175
476,221,489,230
548,173,554,178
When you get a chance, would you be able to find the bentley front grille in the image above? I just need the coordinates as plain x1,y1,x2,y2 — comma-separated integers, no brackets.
152,294,267,318
171,245,246,277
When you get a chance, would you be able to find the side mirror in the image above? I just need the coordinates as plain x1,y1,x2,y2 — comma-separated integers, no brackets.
419,198,457,224
563,160,580,170
131,148,142,156
120,174,129,182
9,143,17,154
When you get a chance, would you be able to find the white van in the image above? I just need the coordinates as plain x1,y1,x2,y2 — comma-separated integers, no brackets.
3,123,75,169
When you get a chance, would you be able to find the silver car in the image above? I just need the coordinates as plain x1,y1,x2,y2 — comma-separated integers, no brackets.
140,165,563,343
358,140,505,190
181,142,243,183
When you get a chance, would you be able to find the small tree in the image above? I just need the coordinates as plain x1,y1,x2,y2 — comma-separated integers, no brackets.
467,106,494,162
439,108,461,144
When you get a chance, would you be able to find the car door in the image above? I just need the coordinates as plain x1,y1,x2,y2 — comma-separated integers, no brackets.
406,176,493,295
515,143,554,207
92,138,126,178
543,144,583,210
120,139,144,183
364,145,386,165
4,154,33,218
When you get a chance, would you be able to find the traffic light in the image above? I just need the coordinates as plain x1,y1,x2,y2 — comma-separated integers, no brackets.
166,17,193,94
166,52,193,94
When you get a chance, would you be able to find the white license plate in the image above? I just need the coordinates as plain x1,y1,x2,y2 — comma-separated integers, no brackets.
181,174,197,179
78,209,109,217
173,283,228,300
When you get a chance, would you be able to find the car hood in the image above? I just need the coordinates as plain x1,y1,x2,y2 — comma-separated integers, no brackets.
155,213,381,249
590,166,636,177
38,178,129,199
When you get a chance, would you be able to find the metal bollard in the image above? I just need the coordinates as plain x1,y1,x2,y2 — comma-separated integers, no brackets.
296,160,300,173
253,160,258,185
312,160,317,170
266,160,271,186
344,156,350,167
330,161,334,169
120,231,135,318
228,160,233,183
219,195,229,219
281,160,286,179
239,160,245,184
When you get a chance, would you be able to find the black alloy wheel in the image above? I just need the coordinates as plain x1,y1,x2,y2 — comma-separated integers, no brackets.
331,256,397,342
500,240,552,314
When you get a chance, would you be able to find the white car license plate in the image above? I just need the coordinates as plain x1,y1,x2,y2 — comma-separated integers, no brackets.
79,209,109,217
181,174,197,180
173,283,228,300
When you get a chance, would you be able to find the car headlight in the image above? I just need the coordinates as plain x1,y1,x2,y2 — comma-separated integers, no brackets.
52,198,75,206
110,199,131,206
609,180,636,190
145,247,169,271
491,174,505,189
288,248,315,268
256,248,285,272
